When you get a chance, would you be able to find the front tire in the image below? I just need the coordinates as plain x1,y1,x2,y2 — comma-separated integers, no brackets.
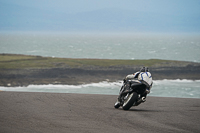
114,101,120,109
122,92,138,110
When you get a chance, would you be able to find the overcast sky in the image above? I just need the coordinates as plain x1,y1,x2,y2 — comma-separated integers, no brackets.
2,0,200,14
1,0,200,33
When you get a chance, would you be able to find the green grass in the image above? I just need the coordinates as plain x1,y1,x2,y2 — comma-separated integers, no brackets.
0,54,190,69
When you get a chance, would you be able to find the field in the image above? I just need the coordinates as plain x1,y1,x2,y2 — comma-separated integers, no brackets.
0,54,194,69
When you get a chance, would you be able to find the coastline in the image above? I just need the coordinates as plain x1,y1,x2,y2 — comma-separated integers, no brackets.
0,54,200,86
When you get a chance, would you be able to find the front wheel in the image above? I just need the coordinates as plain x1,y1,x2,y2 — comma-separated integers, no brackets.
114,101,120,109
122,92,138,110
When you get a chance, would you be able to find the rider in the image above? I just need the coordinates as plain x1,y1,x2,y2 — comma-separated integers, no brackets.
126,67,152,96
115,67,153,106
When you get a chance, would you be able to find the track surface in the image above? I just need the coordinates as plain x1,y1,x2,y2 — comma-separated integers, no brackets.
0,92,200,133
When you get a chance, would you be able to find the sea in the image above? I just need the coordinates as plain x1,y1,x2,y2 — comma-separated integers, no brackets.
0,32,200,98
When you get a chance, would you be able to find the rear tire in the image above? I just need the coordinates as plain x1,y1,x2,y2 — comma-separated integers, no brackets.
122,92,138,110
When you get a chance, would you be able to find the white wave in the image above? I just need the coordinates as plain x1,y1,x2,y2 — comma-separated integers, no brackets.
27,84,82,89
0,79,200,98
148,50,156,53
153,79,200,85
27,50,39,53
150,79,200,98
0,79,199,89
80,81,122,87
23,81,123,89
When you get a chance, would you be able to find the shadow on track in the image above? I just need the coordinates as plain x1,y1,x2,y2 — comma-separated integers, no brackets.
116,108,160,112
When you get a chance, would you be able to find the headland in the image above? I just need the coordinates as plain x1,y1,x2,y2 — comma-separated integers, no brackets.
0,54,200,86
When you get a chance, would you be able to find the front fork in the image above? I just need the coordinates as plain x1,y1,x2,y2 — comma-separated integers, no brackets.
118,83,130,104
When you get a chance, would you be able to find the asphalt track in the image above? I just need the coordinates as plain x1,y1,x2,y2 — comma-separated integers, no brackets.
0,91,200,133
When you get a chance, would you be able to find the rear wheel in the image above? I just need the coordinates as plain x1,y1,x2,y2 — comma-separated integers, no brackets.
122,92,138,110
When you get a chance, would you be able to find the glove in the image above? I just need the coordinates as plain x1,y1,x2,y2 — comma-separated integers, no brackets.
146,88,150,94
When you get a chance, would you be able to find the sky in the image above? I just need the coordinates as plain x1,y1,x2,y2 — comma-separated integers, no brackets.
0,0,200,33
2,0,200,14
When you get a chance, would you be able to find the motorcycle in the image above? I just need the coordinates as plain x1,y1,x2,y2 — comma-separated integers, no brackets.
114,79,151,110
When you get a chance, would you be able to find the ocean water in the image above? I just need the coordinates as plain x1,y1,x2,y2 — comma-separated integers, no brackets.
0,33,200,62
0,32,200,98
0,80,200,98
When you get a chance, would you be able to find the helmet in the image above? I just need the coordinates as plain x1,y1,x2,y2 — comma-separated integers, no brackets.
140,67,149,72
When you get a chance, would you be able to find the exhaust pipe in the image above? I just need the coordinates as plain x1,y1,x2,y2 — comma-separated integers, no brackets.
137,97,146,103
141,97,146,102
133,97,146,106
